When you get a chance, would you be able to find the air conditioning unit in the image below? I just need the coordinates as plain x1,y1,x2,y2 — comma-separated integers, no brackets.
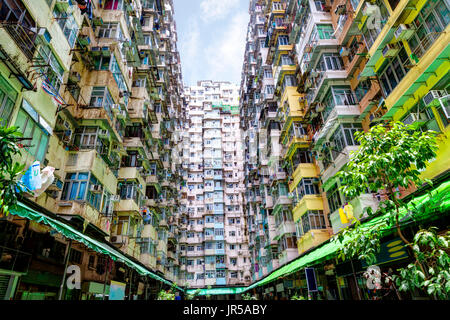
422,90,447,107
90,184,103,193
339,46,351,57
110,195,120,202
382,43,400,58
395,24,415,41
98,129,108,137
403,112,428,128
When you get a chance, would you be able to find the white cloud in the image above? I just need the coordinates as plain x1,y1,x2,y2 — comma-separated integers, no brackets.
200,0,240,22
203,11,248,83
179,17,201,84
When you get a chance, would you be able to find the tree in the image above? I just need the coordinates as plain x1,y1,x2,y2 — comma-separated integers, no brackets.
242,293,257,300
157,283,178,300
0,123,26,217
332,121,448,299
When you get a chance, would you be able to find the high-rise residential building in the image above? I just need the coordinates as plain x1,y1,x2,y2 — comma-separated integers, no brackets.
0,0,449,301
178,81,252,288
239,0,449,300
0,0,186,300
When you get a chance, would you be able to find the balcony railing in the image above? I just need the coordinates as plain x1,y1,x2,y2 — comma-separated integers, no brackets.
411,32,442,60
0,22,37,61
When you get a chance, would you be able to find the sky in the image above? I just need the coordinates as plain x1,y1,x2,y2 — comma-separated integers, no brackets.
173,0,249,87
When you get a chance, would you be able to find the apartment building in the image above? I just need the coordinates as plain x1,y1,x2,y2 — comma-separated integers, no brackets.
240,0,449,299
178,81,252,288
0,0,185,300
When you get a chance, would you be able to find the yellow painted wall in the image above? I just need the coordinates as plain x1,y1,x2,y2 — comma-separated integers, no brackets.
293,195,324,223
289,163,319,192
297,229,331,255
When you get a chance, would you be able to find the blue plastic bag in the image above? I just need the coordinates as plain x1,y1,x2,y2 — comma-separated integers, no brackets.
20,161,42,192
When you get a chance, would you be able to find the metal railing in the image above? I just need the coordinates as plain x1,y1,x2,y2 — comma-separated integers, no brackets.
0,22,37,61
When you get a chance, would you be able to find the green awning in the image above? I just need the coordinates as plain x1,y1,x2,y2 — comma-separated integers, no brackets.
244,180,450,291
9,202,181,291
186,287,247,296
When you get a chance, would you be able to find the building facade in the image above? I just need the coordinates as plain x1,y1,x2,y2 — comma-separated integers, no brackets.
239,0,449,300
178,81,252,288
0,0,185,300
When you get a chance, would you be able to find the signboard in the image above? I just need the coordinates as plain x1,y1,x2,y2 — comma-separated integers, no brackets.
305,267,318,292
361,237,409,267
109,281,126,300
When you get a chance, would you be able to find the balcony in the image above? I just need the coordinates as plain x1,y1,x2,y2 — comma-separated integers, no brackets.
0,22,37,61
275,221,296,240
320,145,360,184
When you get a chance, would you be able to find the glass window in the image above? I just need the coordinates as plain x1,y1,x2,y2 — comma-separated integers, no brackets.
316,24,335,39
0,75,17,126
327,184,344,213
61,172,91,202
14,108,49,162
53,6,79,48
89,87,114,120
39,45,64,93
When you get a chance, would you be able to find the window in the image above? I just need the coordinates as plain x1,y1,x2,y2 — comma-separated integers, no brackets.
408,0,449,58
281,54,293,65
296,210,327,236
319,53,344,71
216,270,225,278
0,75,17,126
86,174,103,210
61,172,90,202
278,35,289,46
327,184,344,213
315,24,335,39
264,69,273,79
119,182,140,203
378,47,409,97
295,178,320,199
89,87,114,120
88,255,95,269
273,2,284,10
97,23,123,40
39,45,64,93
104,0,124,10
74,126,106,150
283,75,296,89
14,103,50,162
69,249,83,264
265,85,275,95
53,6,79,48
